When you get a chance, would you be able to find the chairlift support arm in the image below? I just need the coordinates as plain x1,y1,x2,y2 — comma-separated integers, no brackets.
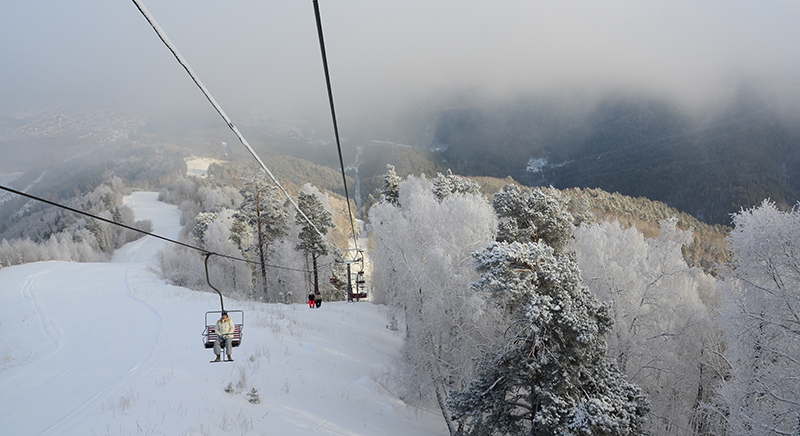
204,253,225,312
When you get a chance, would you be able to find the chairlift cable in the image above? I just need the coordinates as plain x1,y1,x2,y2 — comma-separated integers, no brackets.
311,0,359,252
130,0,338,257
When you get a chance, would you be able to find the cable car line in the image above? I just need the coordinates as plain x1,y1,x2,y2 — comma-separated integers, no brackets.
0,184,316,274
312,0,359,252
131,0,339,258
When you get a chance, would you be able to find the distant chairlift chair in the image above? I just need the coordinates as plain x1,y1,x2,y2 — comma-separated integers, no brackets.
348,270,368,301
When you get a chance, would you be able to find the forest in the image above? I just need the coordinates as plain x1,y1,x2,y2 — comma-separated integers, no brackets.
432,91,800,225
1,105,798,436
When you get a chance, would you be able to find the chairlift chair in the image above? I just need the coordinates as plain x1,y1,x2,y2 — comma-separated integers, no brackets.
203,310,244,348
201,253,244,349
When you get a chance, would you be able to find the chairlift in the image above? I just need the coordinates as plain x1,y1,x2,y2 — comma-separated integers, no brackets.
348,268,368,302
338,248,368,302
201,253,244,350
203,309,244,348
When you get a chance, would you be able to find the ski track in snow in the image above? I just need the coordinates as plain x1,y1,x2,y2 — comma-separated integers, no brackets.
0,192,170,435
22,270,63,352
41,264,166,435
0,261,165,435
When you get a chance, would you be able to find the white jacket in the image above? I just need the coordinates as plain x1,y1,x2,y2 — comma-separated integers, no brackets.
216,317,235,337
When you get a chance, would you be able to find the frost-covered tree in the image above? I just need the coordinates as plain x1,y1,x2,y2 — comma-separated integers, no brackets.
571,219,721,436
493,184,574,253
369,175,499,435
201,209,252,298
449,241,649,436
294,186,334,297
233,173,290,302
192,212,218,246
380,164,402,206
432,169,481,202
229,218,253,254
710,200,800,436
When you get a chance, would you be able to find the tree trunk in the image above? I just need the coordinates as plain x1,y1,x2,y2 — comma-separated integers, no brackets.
255,199,269,302
432,376,457,436
312,252,319,295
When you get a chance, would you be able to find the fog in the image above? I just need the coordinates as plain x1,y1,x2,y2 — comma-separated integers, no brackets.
3,0,800,127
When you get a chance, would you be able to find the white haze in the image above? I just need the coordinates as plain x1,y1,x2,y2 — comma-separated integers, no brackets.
2,0,800,124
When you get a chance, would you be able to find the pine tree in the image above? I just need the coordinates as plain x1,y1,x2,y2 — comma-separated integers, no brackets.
233,173,289,302
493,184,574,253
449,241,649,436
192,211,218,247
294,187,334,297
432,169,481,202
380,164,402,206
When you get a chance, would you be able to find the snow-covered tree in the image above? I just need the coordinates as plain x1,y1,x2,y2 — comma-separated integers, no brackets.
202,209,253,298
369,175,499,435
449,241,649,436
432,169,481,202
192,211,218,246
571,219,721,436
380,164,402,206
493,184,574,253
710,200,800,436
233,173,290,302
294,186,334,298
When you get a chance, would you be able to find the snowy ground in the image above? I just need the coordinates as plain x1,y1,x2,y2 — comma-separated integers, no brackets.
185,157,226,178
0,191,446,436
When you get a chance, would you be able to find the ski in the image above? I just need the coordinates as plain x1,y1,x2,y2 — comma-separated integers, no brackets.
210,359,234,363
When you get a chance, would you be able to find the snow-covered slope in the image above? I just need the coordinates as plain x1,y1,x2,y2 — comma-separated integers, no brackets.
0,191,446,435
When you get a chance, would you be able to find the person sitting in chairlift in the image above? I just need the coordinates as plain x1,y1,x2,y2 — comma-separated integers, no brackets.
308,293,316,309
214,311,235,362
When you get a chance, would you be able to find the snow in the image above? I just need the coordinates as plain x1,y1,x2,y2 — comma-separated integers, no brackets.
0,191,446,435
185,157,226,178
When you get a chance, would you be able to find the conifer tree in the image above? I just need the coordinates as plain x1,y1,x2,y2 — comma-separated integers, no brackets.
493,184,573,253
192,211,218,247
233,173,289,302
380,164,402,206
294,187,334,297
432,169,481,202
449,241,649,436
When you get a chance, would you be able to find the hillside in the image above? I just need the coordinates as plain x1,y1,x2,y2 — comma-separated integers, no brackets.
465,176,729,276
430,91,800,226
0,191,446,435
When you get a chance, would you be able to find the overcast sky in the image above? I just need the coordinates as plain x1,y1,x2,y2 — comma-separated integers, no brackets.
2,0,799,122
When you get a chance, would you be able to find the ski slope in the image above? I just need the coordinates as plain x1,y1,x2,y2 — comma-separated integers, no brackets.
0,191,446,435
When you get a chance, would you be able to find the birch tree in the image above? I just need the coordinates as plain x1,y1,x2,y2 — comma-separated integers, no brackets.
710,200,800,436
369,174,498,435
571,219,721,436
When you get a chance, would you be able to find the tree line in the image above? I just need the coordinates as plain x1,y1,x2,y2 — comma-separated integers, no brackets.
154,175,344,305
369,164,799,436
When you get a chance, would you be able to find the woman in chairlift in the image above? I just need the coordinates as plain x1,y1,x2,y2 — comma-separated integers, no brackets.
214,311,235,362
